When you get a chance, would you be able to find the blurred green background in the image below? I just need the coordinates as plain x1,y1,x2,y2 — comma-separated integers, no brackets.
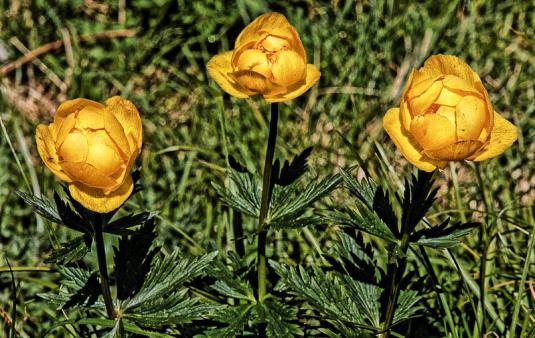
0,0,533,336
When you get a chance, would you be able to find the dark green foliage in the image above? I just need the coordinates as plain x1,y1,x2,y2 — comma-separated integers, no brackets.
113,217,159,300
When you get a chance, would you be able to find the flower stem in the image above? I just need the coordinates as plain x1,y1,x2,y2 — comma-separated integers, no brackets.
94,221,116,319
381,231,410,338
256,102,279,302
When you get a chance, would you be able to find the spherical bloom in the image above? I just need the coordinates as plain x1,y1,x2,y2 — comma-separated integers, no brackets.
207,12,320,102
36,97,142,213
383,55,517,172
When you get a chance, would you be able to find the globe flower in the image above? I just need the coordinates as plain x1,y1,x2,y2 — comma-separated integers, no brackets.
207,12,320,102
383,55,517,172
36,97,142,213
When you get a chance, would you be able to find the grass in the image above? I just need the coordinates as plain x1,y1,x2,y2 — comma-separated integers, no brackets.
0,0,533,337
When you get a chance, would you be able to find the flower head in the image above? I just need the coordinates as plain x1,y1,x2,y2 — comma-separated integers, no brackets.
207,12,320,102
36,96,142,212
383,55,517,171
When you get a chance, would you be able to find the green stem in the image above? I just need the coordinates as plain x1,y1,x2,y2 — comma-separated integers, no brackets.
256,103,279,302
382,230,411,337
94,221,116,319
474,163,490,336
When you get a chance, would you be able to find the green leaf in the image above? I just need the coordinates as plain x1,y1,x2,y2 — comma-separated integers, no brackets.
105,211,154,235
412,220,478,248
124,251,218,309
393,290,423,325
271,261,379,333
16,191,61,223
274,146,313,186
328,207,397,243
257,298,304,337
269,174,341,228
44,234,92,264
113,216,159,300
212,169,260,218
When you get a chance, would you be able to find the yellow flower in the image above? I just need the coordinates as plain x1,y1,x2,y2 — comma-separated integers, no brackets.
383,55,517,172
36,96,142,213
207,12,320,102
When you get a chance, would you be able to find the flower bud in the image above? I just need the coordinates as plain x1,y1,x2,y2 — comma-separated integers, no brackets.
207,12,320,102
383,55,517,171
36,96,142,212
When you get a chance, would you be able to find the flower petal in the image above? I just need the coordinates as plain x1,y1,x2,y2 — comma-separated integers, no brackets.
408,80,442,115
36,124,72,182
469,112,517,161
383,108,446,172
423,55,483,89
271,50,306,87
456,95,486,141
207,51,255,98
410,113,457,151
265,64,320,102
68,176,134,213
55,98,104,126
61,161,118,189
58,131,88,163
102,109,130,159
425,140,483,161
105,96,143,153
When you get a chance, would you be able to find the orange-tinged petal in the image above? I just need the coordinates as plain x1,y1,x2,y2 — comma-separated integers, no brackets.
207,51,255,98
55,98,104,126
400,101,412,131
235,49,272,78
232,69,275,94
105,96,143,153
261,35,291,52
102,109,130,158
235,13,294,49
75,105,104,130
422,55,482,88
61,162,118,189
456,95,486,140
383,108,446,172
265,63,320,102
55,113,77,148
271,50,306,87
407,75,442,99
435,87,463,106
425,140,483,161
68,176,134,213
436,105,456,127
411,113,456,151
470,112,517,161
36,124,72,182
442,75,480,94
58,131,88,163
86,141,123,176
409,80,443,116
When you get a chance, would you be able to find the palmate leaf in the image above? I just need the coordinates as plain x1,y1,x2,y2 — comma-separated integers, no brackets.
212,169,260,218
340,169,398,236
269,174,341,228
412,220,479,248
274,147,313,186
123,250,218,310
401,171,438,232
44,234,92,264
271,261,379,333
113,217,159,301
327,207,396,243
392,290,423,325
256,298,303,337
38,267,104,311
202,304,254,337
125,289,214,327
105,211,153,235
16,191,61,223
